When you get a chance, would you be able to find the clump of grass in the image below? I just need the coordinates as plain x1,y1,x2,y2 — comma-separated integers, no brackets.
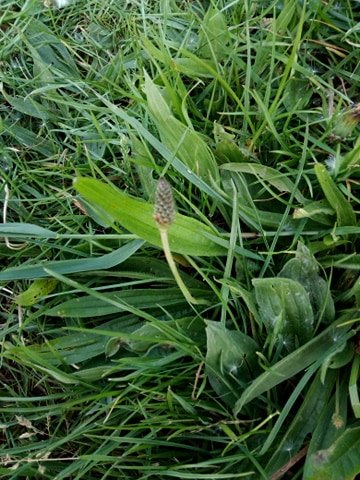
0,1,360,479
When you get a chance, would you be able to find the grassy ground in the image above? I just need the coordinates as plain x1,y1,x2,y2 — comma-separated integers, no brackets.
1,0,360,479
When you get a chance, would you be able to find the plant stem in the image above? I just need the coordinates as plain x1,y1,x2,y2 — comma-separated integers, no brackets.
158,227,209,306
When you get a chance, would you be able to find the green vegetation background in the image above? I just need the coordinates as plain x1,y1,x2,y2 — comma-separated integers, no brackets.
0,0,359,479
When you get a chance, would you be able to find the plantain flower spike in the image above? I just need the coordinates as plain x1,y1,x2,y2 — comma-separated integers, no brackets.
154,177,176,227
153,176,208,306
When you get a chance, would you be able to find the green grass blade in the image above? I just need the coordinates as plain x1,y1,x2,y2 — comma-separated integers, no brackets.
47,287,209,318
0,239,144,280
314,163,356,226
0,223,58,238
221,163,306,203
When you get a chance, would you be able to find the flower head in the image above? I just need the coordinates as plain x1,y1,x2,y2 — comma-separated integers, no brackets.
154,177,176,227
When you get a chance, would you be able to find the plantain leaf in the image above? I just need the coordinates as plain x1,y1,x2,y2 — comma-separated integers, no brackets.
252,277,314,351
205,320,259,406
173,57,217,78
279,242,335,323
264,369,338,474
143,73,219,182
73,176,225,256
198,6,231,60
303,427,360,480
1,88,53,120
319,254,360,270
293,199,335,224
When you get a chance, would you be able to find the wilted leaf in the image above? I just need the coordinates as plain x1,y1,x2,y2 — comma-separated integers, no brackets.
15,278,58,306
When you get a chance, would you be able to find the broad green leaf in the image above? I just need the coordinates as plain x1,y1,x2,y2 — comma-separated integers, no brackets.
1,88,53,120
274,0,298,33
221,169,299,231
71,350,185,383
25,330,116,366
0,239,144,280
47,287,210,318
221,163,306,203
15,278,58,306
167,388,197,416
234,318,353,413
314,163,356,226
105,337,122,358
48,315,142,365
74,176,225,256
320,341,354,383
95,92,227,204
198,6,230,60
214,124,255,164
238,203,299,230
205,320,259,406
307,374,348,455
253,277,314,350
24,18,79,78
283,77,313,114
173,57,217,78
279,242,335,323
143,73,219,182
252,0,301,88
11,310,191,367
222,280,262,328
303,427,360,480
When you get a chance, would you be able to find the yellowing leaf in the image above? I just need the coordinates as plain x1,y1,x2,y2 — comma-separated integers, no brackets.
15,279,58,307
